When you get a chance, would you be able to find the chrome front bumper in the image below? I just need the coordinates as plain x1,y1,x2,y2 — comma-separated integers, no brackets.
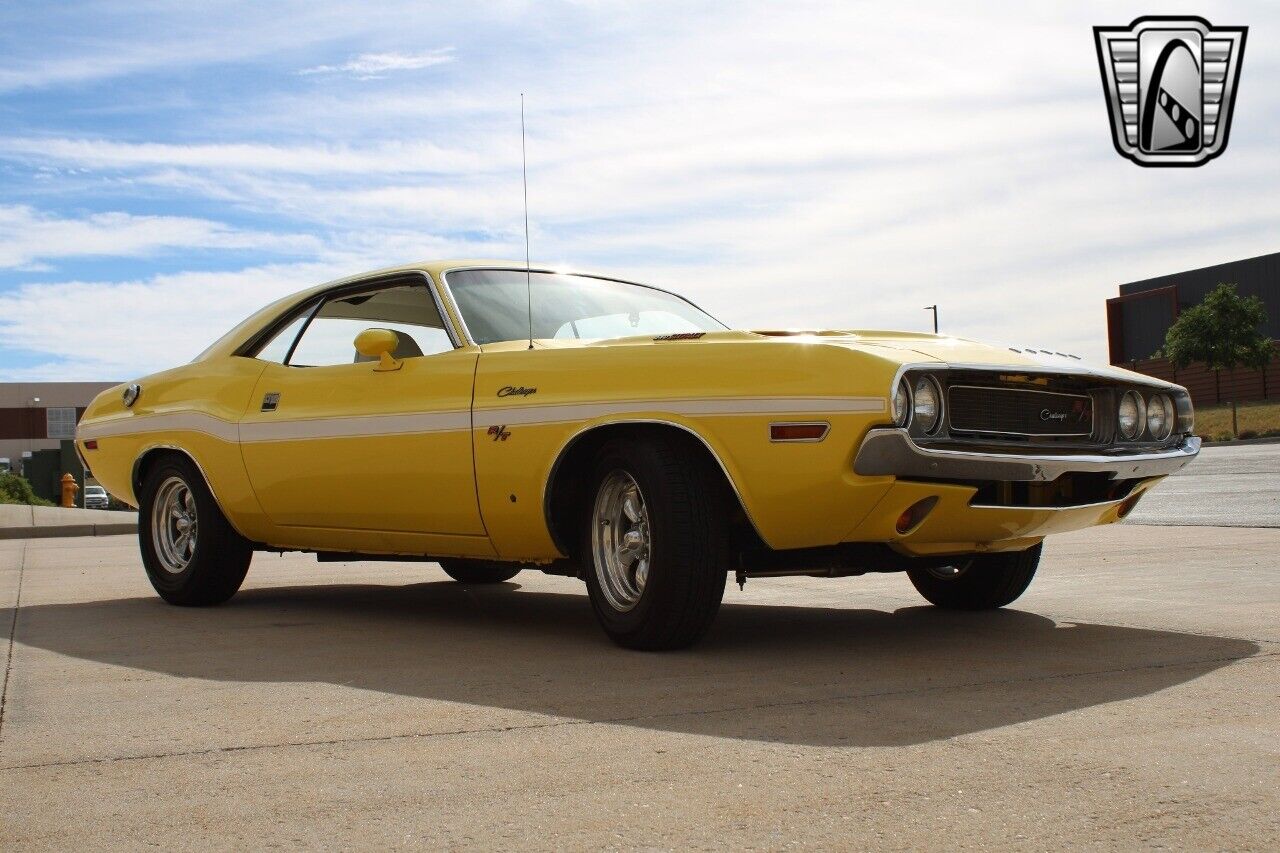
853,429,1200,482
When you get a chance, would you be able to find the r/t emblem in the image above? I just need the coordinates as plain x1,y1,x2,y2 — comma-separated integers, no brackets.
487,425,511,442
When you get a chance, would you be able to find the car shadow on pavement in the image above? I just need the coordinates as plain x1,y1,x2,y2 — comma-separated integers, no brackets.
14,581,1259,748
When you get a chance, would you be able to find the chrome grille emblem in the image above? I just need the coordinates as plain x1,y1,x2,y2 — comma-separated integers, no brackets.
1094,16,1246,167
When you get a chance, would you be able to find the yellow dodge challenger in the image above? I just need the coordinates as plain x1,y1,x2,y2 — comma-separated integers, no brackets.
77,261,1200,649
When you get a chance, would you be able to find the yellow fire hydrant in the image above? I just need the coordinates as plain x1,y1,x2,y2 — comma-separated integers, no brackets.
60,472,79,508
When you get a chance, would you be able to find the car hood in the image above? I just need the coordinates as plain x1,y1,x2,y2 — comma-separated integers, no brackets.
763,329,1180,388
541,328,1179,389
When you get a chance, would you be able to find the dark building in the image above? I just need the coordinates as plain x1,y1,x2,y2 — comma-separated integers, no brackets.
1106,252,1280,406
0,382,115,476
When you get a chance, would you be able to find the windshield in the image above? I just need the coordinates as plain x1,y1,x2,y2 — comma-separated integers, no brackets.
445,269,726,345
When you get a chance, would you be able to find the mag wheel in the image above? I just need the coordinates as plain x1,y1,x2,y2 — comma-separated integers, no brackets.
438,559,522,584
138,454,252,606
581,435,728,650
906,543,1042,610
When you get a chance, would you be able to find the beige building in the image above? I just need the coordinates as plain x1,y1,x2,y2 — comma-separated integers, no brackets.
0,382,117,474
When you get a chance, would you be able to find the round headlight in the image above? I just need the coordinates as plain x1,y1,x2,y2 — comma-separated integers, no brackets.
1147,393,1174,441
892,379,911,427
1117,390,1146,440
913,376,942,433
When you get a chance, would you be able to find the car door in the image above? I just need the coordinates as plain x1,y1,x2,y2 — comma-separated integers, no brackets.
238,275,485,539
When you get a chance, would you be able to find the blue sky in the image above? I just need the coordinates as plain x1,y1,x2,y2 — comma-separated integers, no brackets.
1,1,1277,379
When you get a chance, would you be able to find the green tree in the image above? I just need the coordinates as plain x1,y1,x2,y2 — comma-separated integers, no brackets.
1163,283,1274,437
0,471,54,506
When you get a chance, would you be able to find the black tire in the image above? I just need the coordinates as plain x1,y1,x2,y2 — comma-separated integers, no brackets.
580,435,729,650
137,454,252,606
438,559,522,584
906,543,1041,610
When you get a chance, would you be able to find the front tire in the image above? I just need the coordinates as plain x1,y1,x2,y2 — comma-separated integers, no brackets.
138,454,252,606
581,435,729,650
438,559,522,584
906,543,1041,610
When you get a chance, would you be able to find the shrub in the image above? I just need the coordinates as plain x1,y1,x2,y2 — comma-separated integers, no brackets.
0,471,55,506
1238,430,1258,440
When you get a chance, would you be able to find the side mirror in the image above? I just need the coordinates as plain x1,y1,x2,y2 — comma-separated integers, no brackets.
354,328,402,372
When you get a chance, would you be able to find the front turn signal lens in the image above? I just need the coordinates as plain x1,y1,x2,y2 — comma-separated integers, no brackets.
1117,492,1144,519
895,496,939,534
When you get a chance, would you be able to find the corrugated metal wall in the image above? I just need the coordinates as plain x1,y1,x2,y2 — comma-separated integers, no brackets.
1115,251,1280,361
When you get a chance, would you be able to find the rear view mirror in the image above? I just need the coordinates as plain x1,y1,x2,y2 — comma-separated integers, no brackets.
354,328,402,372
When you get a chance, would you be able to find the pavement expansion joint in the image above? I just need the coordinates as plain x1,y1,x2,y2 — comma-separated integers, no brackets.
0,539,28,748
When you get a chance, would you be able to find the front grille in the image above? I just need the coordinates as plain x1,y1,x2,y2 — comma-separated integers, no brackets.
948,385,1093,437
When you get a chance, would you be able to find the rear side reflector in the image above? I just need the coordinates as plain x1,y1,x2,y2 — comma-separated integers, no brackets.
83,440,98,450
769,422,829,442
895,496,939,534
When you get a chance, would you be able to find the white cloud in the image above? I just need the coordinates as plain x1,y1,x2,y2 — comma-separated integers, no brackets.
0,205,320,269
0,263,342,380
0,138,493,175
300,49,455,79
3,1,1280,378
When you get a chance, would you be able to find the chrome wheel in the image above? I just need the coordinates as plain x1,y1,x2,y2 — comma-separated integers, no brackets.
591,470,652,612
151,475,198,574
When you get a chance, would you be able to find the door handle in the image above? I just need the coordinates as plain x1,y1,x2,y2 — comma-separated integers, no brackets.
261,392,280,412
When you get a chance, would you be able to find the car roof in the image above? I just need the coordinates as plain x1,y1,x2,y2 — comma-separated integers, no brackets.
194,259,524,361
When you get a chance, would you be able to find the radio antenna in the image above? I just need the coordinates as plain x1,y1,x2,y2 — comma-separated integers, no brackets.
521,93,533,350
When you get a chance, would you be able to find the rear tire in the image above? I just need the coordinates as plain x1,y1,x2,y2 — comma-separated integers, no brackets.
138,454,252,606
581,435,729,650
438,559,521,584
907,543,1041,610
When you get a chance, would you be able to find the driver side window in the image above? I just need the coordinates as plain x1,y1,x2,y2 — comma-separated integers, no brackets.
255,280,454,367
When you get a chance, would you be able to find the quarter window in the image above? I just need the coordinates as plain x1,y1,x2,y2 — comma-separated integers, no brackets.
254,312,310,364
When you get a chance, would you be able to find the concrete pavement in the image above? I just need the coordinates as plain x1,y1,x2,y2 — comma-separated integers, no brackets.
1,523,1276,849
1,442,1277,849
1127,443,1280,528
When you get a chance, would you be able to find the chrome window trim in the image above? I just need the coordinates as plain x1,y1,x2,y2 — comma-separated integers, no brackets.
240,269,464,360
947,383,1095,438
439,265,728,347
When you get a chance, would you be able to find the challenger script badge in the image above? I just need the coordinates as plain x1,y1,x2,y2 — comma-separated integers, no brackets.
1094,16,1246,167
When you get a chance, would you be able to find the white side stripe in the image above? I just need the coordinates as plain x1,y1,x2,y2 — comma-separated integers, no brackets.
240,410,471,442
76,396,885,443
78,412,239,443
472,396,884,428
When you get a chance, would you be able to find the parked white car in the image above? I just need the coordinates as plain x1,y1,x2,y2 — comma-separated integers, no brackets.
84,484,109,510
